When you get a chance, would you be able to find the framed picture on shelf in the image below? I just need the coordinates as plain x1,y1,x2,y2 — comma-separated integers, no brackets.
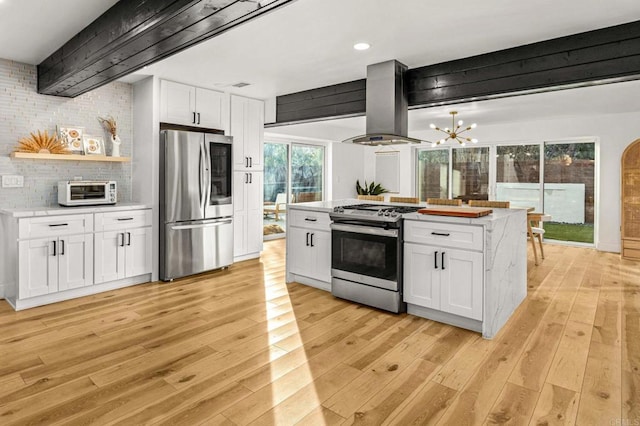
57,125,84,154
83,135,105,155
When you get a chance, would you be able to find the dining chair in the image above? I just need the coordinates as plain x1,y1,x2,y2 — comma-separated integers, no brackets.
389,196,419,204
527,212,549,265
357,195,384,201
426,198,462,206
468,200,511,208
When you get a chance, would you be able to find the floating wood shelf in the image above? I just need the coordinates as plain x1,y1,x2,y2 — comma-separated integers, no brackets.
10,152,130,162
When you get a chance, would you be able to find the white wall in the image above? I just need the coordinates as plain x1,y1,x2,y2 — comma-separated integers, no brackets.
331,142,365,200
0,58,133,208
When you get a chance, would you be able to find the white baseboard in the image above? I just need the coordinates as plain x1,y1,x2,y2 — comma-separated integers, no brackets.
7,274,151,311
596,242,620,253
234,252,261,263
287,274,331,292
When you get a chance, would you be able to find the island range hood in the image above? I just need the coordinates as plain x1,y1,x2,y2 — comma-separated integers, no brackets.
343,60,422,146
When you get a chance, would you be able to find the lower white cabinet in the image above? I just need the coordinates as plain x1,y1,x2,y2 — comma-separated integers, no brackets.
18,234,93,298
233,171,263,259
404,242,483,321
286,208,332,288
3,207,153,310
94,227,152,284
288,226,331,283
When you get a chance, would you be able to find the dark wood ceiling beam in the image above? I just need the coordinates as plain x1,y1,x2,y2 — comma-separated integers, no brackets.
38,0,295,97
273,20,640,125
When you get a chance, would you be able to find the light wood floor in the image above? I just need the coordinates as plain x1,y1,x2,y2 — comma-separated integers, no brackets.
0,239,639,425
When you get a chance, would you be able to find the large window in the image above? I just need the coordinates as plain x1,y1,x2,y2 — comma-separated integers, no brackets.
543,142,595,243
291,144,324,203
496,144,541,211
452,147,490,202
417,149,449,200
263,141,325,239
416,140,596,245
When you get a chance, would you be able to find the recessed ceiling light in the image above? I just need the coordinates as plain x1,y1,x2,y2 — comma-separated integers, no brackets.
353,42,370,51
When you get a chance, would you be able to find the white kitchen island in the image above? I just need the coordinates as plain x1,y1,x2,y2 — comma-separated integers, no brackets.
285,199,528,339
402,208,527,339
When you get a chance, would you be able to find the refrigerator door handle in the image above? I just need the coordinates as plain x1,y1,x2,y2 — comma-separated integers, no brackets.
170,219,233,230
204,141,212,209
199,141,207,215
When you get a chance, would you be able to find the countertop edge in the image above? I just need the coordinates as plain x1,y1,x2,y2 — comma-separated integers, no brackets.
0,203,152,218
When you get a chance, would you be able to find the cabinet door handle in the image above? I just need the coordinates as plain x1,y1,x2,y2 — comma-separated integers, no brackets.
249,173,252,184
52,240,57,256
441,252,446,270
431,232,450,237
197,112,201,124
304,217,317,222
306,232,310,246
193,112,196,124
249,157,252,168
117,217,134,221
127,232,132,246
434,251,438,269
49,223,68,227
118,233,124,247
310,233,314,247
60,239,65,255
245,157,249,167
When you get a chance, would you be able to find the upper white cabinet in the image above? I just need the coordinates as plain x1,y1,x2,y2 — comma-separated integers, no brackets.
231,95,264,171
160,80,227,131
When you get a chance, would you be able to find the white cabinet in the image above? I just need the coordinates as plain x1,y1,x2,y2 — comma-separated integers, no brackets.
94,209,153,284
160,80,227,130
288,226,331,283
286,209,332,286
231,95,264,171
233,171,263,259
17,215,94,299
404,242,483,320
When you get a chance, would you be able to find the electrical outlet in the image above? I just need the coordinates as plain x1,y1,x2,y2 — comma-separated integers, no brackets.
2,175,24,188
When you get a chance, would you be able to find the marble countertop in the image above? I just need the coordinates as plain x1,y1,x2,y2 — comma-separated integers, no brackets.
0,202,152,218
288,198,524,224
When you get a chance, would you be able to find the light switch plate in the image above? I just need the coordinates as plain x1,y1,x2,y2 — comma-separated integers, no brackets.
2,175,24,188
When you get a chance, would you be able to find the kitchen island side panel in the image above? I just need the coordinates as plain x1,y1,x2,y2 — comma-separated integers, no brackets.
482,209,528,338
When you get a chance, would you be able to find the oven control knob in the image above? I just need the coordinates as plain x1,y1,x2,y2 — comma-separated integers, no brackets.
334,206,344,213
390,211,398,217
383,211,390,216
377,210,384,216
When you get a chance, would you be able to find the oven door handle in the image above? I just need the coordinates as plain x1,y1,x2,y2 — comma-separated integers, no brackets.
330,223,398,237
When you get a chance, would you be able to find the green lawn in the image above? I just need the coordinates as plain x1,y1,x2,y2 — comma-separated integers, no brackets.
543,222,594,243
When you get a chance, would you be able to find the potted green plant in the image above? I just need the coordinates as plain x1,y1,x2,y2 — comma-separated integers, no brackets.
356,179,388,195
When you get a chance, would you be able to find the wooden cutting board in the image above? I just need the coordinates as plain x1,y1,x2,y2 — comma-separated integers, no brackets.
417,206,493,218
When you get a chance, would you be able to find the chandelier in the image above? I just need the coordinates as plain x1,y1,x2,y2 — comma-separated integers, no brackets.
429,111,478,146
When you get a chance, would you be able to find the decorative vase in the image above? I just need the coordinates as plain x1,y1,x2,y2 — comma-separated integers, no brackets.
110,135,121,157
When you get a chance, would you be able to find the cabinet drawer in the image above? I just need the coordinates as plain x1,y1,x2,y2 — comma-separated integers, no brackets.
623,239,640,250
95,209,152,232
404,220,483,251
19,214,93,239
289,209,331,231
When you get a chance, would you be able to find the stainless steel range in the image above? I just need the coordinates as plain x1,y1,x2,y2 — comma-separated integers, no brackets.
329,204,422,313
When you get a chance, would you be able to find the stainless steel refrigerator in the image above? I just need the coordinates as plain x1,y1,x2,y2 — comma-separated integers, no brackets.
160,129,234,281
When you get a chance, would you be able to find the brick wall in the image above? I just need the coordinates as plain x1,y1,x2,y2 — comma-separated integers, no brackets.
0,58,133,208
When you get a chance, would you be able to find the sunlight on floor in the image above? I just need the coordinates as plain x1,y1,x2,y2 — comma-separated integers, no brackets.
264,276,323,424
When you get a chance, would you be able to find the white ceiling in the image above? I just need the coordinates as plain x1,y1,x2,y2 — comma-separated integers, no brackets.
0,0,118,64
1,0,640,139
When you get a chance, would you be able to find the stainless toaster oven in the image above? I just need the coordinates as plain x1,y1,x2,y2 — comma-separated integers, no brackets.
58,180,117,206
